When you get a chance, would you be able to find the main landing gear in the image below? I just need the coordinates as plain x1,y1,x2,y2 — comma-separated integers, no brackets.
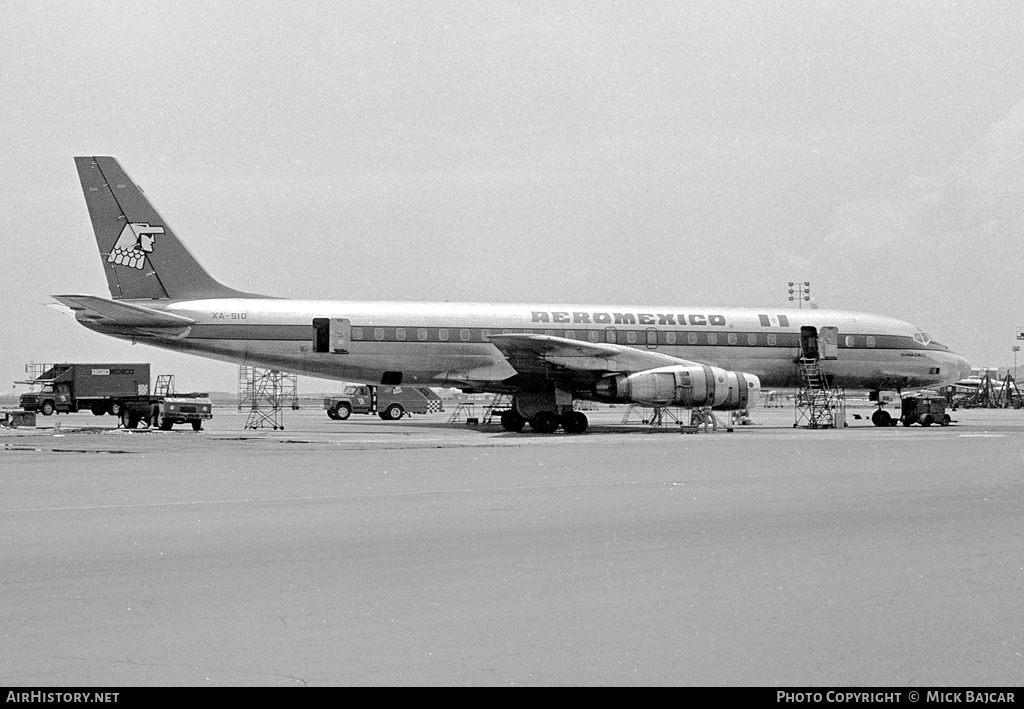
499,409,589,434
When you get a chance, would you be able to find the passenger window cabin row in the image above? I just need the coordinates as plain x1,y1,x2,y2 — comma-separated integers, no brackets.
347,327,880,348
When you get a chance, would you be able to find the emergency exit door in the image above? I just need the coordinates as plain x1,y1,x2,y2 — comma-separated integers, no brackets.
312,318,351,354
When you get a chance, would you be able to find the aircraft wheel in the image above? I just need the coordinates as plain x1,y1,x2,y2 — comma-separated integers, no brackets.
530,411,560,434
334,403,351,420
500,411,526,432
561,411,588,434
385,404,404,420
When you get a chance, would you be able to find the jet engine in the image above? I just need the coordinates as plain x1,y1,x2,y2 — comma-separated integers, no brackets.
593,364,760,410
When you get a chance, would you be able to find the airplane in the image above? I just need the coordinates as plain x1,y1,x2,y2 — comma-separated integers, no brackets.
54,156,972,433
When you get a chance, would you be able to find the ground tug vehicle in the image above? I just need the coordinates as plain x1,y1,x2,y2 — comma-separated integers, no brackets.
899,395,951,427
324,385,443,421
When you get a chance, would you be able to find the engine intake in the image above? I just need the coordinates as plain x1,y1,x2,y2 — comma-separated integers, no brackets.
593,364,760,410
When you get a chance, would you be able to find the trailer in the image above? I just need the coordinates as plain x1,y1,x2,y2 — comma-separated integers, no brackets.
324,385,443,421
19,364,150,416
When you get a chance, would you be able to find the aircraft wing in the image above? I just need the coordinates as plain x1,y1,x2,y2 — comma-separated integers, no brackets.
52,294,195,337
487,333,702,378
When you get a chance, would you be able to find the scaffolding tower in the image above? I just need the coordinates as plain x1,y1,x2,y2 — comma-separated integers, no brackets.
238,366,299,411
240,366,298,430
793,357,846,429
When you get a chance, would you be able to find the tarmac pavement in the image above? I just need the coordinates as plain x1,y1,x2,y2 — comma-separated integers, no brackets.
2,406,1022,685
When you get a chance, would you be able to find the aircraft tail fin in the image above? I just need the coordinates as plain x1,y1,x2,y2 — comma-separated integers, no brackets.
75,156,259,300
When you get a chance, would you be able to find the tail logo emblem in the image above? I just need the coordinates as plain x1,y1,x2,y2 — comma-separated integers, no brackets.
108,222,165,269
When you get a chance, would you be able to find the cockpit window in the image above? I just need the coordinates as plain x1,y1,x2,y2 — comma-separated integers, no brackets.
913,331,932,345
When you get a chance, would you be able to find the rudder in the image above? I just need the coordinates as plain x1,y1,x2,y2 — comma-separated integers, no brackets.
75,156,256,300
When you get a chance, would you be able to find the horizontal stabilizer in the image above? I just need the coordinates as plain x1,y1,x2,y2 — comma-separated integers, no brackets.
52,295,195,328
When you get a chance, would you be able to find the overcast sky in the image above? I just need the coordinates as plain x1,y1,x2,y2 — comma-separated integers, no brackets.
3,1,1024,393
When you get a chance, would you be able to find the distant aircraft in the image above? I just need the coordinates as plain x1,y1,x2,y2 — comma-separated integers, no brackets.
949,368,1000,394
55,156,972,432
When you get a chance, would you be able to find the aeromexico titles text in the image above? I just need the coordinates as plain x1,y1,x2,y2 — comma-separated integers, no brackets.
530,311,793,327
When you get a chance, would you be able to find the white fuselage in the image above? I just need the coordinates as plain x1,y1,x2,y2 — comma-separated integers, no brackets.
85,299,971,393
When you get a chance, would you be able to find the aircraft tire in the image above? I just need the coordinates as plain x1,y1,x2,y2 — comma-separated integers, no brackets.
561,411,588,434
334,403,351,420
500,411,526,432
530,411,560,434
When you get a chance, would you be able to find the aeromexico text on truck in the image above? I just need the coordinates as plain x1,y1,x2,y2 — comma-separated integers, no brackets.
91,368,136,376
531,312,728,326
